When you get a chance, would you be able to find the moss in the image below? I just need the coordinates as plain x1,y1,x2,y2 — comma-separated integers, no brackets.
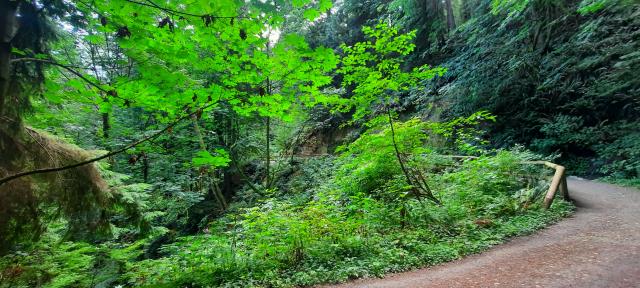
0,126,112,253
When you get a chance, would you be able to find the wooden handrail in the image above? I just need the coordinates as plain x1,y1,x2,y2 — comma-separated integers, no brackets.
442,157,569,209
276,154,570,209
524,161,569,209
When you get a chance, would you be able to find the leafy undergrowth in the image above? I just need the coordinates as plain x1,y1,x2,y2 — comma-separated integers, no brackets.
121,201,572,288
0,146,574,288
0,201,572,288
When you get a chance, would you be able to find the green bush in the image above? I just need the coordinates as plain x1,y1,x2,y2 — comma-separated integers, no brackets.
106,120,570,287
1,118,572,288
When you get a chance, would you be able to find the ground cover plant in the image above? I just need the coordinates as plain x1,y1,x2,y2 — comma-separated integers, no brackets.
0,115,573,287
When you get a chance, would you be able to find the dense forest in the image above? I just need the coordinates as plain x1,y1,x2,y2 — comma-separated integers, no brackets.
0,0,637,287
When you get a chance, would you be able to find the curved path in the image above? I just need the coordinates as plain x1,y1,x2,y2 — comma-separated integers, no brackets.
327,178,640,288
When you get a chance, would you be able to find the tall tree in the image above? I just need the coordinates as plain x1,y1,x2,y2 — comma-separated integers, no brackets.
0,0,337,251
0,0,114,253
445,0,457,30
336,22,446,203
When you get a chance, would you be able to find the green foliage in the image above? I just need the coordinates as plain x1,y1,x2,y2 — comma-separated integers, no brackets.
434,149,551,219
336,117,431,196
491,0,529,15
100,163,162,237
335,112,495,205
594,122,640,178
192,150,231,168
99,148,570,287
336,22,446,121
428,110,496,155
3,0,606,287
577,0,609,14
0,230,116,288
1,125,573,288
429,0,640,178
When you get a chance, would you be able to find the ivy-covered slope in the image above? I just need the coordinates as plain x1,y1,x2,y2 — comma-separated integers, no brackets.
427,0,639,177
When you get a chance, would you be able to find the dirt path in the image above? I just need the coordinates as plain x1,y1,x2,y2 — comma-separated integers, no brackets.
327,178,640,288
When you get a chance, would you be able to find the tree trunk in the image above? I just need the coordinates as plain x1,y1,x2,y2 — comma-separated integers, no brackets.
430,0,439,14
141,152,148,182
387,107,441,205
0,0,19,117
265,116,270,188
222,114,237,200
191,114,227,211
387,108,421,226
400,205,407,228
445,0,456,31
264,77,272,188
102,112,110,139
461,0,472,22
88,40,111,141
386,107,418,197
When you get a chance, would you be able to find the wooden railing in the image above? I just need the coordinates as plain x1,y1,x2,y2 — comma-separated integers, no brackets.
444,156,569,209
524,161,569,209
276,154,571,209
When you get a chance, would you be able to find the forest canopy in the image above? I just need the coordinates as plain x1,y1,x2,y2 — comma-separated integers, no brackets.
0,0,636,287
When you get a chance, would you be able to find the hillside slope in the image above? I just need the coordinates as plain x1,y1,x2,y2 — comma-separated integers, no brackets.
420,0,640,178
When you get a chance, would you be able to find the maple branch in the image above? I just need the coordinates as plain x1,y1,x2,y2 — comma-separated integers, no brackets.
0,104,215,186
124,0,245,19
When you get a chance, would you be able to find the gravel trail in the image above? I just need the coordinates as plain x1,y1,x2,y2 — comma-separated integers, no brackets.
326,178,640,288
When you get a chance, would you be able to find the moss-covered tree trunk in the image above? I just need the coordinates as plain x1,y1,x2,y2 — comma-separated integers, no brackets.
0,1,113,253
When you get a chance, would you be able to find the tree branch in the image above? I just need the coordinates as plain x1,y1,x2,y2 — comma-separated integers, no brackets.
124,0,244,19
0,103,216,186
11,57,113,93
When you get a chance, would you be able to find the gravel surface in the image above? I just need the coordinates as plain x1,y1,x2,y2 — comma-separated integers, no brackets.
325,178,640,288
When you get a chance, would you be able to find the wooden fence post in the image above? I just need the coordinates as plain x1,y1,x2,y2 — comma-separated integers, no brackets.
443,157,569,209
543,164,565,209
560,176,570,201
